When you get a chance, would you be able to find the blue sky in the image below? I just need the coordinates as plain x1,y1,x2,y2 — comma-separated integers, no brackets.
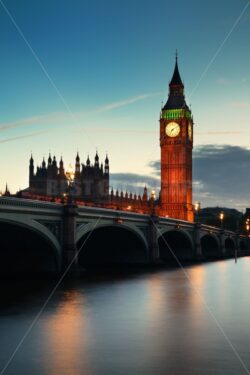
0,0,250,209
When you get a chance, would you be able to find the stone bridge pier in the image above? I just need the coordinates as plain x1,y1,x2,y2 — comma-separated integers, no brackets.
63,203,79,275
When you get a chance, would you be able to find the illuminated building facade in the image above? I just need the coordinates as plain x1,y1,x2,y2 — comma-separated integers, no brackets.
23,152,109,202
159,56,194,221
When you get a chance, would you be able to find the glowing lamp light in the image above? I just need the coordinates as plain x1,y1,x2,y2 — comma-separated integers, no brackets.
115,218,123,224
151,189,156,200
246,218,250,232
219,211,224,229
66,164,75,183
194,202,200,213
127,205,132,210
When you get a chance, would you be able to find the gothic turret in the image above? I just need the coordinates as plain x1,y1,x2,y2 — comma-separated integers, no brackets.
59,157,64,177
94,152,99,167
4,183,10,196
75,152,80,178
52,156,57,166
105,154,109,174
29,154,34,179
142,186,148,202
48,153,52,166
52,156,58,178
163,53,189,111
42,157,46,169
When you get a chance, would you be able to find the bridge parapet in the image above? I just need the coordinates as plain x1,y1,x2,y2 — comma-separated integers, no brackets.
159,216,195,229
201,224,237,236
77,205,150,226
0,196,63,214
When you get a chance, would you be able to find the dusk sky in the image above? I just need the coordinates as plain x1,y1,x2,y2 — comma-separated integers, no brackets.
0,0,250,210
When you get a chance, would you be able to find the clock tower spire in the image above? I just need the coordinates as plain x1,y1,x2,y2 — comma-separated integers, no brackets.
160,56,194,222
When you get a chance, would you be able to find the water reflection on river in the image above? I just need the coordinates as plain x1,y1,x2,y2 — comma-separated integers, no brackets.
0,258,250,375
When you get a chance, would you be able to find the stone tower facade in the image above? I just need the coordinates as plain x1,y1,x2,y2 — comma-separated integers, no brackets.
159,56,194,222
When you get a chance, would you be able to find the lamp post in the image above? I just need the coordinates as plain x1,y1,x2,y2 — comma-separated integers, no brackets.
246,218,250,235
151,189,156,215
65,164,75,204
149,189,160,263
63,164,79,275
194,201,201,222
194,202,202,260
219,211,224,229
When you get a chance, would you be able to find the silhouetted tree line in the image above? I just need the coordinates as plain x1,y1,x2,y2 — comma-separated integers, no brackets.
196,207,249,233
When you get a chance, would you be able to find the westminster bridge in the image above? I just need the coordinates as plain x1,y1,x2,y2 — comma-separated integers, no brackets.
0,196,249,273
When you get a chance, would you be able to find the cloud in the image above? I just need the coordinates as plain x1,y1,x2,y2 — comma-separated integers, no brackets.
0,92,162,133
110,173,159,194
196,131,248,136
216,77,232,85
0,130,47,144
231,101,250,109
95,92,162,112
77,127,155,135
241,77,250,83
193,145,250,200
148,145,250,210
0,112,70,132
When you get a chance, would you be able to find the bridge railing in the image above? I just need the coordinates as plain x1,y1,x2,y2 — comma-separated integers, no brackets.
200,223,238,236
158,216,195,229
77,204,150,222
0,196,63,211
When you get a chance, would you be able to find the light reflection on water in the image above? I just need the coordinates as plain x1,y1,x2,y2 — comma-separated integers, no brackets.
0,259,250,374
44,290,90,375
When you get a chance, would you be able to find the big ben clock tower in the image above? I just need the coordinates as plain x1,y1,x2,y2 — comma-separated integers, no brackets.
160,55,194,222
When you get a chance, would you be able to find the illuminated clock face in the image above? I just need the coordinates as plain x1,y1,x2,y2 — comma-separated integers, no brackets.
165,122,180,137
188,122,192,140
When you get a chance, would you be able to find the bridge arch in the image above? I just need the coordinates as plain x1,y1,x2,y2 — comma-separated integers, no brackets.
76,223,148,266
240,239,247,253
201,233,220,259
0,218,61,273
224,237,236,257
158,229,195,261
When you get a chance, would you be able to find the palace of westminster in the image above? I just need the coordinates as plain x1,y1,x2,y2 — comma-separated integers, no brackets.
4,57,195,222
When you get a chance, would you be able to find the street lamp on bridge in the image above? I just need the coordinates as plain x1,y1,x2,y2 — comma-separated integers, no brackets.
194,202,201,222
65,164,75,204
219,211,224,229
151,189,156,216
246,218,250,235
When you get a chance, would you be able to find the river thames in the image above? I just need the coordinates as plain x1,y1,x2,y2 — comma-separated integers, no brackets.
0,258,250,375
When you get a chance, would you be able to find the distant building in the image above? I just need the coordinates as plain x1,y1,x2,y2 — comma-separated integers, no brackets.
21,152,109,202
18,151,158,214
245,208,250,218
